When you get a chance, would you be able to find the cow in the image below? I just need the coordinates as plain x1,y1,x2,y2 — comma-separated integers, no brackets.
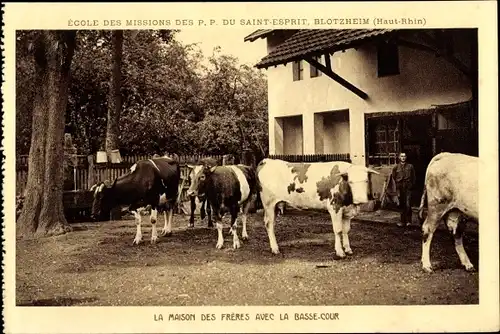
418,152,480,273
186,157,219,228
91,156,181,245
187,164,213,228
256,159,379,258
186,163,258,250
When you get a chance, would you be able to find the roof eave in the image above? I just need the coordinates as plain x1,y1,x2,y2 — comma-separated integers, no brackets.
244,30,275,42
255,32,396,69
255,45,354,69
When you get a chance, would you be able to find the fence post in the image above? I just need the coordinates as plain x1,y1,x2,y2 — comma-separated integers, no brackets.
87,155,96,188
241,149,256,167
222,154,234,166
63,133,77,191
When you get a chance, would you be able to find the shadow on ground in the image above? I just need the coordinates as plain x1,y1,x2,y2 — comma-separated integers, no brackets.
16,210,479,306
48,210,478,274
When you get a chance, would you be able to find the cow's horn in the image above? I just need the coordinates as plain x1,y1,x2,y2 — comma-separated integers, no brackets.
366,167,380,175
333,171,348,177
98,183,106,192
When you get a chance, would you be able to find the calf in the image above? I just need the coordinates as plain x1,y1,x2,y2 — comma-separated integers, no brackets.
91,156,180,245
256,159,379,258
186,164,257,249
418,152,480,273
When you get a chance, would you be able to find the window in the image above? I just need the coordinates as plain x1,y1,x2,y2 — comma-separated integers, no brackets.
377,41,400,77
275,115,304,155
368,119,400,165
310,55,322,78
293,60,304,81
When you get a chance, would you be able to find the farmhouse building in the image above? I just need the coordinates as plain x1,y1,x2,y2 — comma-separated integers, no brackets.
245,29,478,204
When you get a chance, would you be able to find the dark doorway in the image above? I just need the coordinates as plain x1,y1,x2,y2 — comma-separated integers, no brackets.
366,113,434,207
366,102,477,207
400,114,434,206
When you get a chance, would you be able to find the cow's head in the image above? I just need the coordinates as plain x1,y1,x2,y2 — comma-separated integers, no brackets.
186,164,217,201
337,165,379,205
90,179,117,221
186,158,218,200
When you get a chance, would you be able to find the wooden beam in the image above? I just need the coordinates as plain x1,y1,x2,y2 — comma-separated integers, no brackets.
324,53,331,70
305,57,369,100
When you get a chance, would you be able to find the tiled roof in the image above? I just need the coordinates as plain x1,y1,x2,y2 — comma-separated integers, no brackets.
243,29,275,42
255,29,395,68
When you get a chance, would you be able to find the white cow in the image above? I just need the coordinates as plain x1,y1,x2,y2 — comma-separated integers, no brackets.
418,152,480,273
256,159,379,258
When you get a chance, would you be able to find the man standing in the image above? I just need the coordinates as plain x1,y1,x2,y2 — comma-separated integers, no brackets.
392,152,416,227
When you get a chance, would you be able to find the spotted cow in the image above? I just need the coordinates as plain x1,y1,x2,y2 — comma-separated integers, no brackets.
186,164,258,250
418,152,480,273
91,156,180,245
256,159,379,258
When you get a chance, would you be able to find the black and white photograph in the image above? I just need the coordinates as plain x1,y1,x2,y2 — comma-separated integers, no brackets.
2,2,499,334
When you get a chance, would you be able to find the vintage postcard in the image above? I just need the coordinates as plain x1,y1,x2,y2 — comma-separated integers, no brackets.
2,1,499,333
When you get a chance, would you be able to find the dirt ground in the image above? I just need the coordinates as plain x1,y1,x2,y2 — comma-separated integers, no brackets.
16,211,479,306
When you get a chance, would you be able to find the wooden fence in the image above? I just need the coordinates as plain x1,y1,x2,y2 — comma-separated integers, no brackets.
268,153,351,163
16,153,352,195
16,154,226,196
16,152,351,220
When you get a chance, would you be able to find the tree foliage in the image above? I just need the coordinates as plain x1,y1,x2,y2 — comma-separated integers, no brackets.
16,30,268,159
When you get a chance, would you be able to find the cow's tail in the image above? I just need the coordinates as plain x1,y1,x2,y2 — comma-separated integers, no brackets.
253,159,267,211
253,185,263,211
255,160,266,193
418,186,427,222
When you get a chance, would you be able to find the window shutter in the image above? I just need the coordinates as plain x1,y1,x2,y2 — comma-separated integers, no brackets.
293,61,299,81
310,62,317,78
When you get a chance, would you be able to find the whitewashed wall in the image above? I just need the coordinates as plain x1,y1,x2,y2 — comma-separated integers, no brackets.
266,41,472,165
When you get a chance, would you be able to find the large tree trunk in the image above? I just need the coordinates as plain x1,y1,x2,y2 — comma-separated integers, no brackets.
105,30,123,155
17,31,76,239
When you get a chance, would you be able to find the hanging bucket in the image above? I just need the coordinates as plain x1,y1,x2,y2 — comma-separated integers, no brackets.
96,151,107,163
110,149,122,164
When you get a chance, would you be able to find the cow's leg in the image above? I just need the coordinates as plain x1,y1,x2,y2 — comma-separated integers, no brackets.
240,199,251,241
421,210,441,272
150,208,159,244
189,196,196,228
327,205,345,258
200,199,206,220
230,205,241,249
161,206,173,237
446,211,474,271
342,217,353,255
206,201,213,228
263,204,280,254
213,204,225,249
132,209,143,245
